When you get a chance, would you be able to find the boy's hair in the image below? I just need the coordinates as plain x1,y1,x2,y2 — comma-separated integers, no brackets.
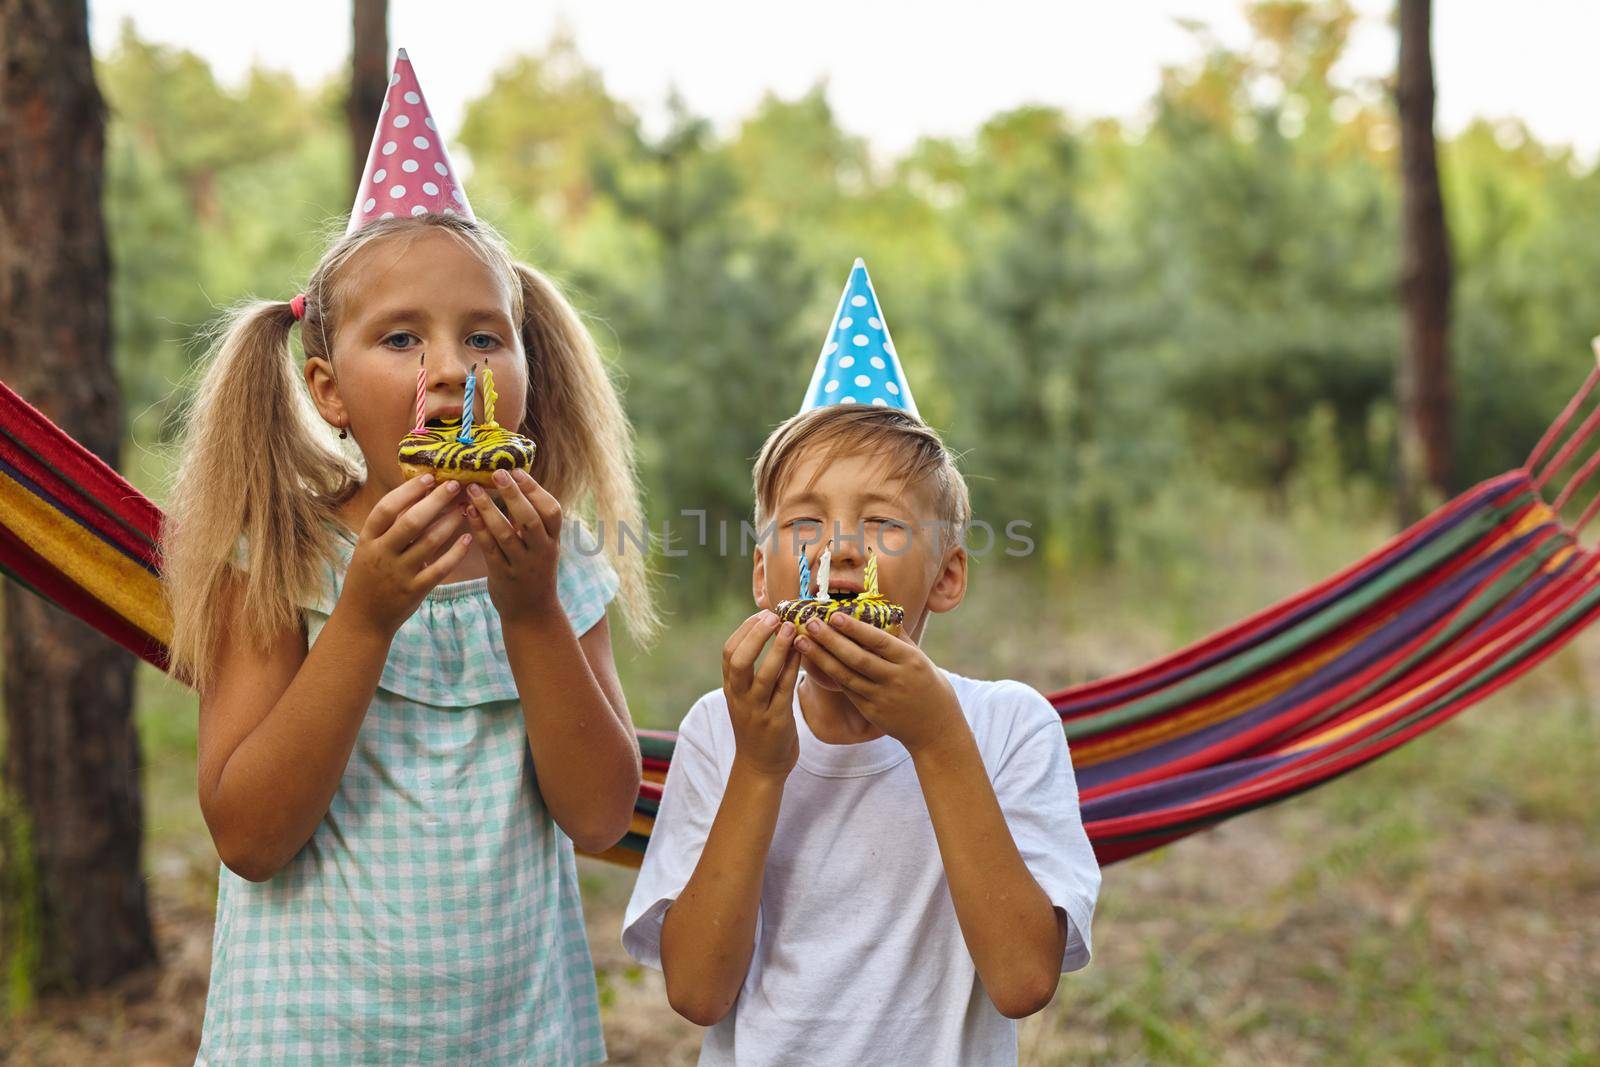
752,405,971,548
163,214,656,691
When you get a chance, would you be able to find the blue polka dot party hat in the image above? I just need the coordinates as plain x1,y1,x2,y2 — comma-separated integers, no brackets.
799,259,919,417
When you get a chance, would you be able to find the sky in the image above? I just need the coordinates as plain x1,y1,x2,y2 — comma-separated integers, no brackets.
88,2,1600,158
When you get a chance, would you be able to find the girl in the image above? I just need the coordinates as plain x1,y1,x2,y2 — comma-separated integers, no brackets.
163,211,655,1064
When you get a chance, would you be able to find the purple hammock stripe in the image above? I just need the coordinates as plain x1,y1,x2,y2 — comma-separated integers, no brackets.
1057,474,1528,717
1075,521,1556,793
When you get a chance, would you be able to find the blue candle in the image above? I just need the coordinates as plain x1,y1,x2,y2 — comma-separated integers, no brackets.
458,363,478,443
797,548,812,600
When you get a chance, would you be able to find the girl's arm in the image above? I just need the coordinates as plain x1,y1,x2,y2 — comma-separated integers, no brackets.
198,477,470,881
465,470,640,853
501,613,641,853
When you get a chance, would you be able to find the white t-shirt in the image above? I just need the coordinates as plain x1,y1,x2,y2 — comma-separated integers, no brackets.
622,669,1101,1067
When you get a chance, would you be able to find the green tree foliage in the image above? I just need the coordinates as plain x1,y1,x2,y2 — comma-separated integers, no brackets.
95,3,1600,611
99,20,344,436
578,101,816,592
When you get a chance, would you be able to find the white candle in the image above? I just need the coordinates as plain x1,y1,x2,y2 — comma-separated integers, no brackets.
815,543,832,601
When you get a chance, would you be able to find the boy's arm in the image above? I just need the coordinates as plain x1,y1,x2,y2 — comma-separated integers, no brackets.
648,611,801,1027
910,725,1069,1019
659,761,787,1026
797,613,1075,1019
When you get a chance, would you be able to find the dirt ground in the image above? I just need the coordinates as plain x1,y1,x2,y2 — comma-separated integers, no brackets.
4,734,1596,1067
4,555,1598,1064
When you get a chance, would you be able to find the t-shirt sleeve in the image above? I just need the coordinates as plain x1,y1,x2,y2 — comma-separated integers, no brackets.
621,697,728,970
990,683,1102,973
556,517,620,637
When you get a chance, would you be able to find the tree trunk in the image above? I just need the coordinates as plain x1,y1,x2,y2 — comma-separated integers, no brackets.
1395,0,1454,521
0,0,155,994
348,0,390,189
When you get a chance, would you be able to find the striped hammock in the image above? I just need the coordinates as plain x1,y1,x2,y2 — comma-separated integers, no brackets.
4,363,1600,870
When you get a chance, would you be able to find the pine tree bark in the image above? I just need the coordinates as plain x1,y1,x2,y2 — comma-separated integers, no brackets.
1396,0,1454,520
348,0,391,188
0,0,155,992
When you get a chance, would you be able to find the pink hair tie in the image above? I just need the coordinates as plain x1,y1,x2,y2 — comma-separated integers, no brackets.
289,293,307,321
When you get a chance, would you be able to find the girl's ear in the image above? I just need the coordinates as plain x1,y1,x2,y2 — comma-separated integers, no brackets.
926,543,968,616
752,545,773,610
304,355,347,432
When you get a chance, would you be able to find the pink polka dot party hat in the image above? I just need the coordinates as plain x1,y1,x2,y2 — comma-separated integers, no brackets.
347,48,473,232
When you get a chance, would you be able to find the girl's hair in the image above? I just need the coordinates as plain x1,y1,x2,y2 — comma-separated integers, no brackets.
163,214,657,691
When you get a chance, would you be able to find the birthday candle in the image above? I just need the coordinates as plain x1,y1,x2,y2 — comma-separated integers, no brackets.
864,549,879,598
482,366,498,426
458,362,478,443
815,542,832,601
797,548,812,601
413,353,426,432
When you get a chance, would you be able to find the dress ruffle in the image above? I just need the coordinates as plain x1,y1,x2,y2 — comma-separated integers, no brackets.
293,518,619,709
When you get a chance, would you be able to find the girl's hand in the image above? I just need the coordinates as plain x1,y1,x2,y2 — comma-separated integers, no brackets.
723,611,802,781
464,468,563,629
342,474,473,637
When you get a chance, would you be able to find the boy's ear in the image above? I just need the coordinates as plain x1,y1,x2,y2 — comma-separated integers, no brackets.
751,545,774,610
304,356,347,431
926,544,968,616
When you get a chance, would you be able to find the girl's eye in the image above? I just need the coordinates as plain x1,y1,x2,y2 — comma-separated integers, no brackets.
467,333,500,351
382,332,419,350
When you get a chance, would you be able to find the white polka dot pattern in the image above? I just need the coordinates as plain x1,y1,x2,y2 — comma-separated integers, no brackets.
798,258,920,417
348,52,475,232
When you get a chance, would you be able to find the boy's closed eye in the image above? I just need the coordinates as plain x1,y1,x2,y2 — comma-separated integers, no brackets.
780,517,826,543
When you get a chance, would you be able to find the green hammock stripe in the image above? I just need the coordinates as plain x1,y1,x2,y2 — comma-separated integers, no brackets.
1264,572,1600,796
1065,491,1541,740
1260,535,1569,744
1357,574,1600,750
639,733,676,762
1093,574,1600,848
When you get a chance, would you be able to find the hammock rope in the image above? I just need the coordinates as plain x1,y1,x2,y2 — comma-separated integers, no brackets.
3,357,1599,869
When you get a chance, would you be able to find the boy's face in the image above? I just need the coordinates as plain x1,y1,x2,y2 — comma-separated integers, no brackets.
753,446,967,692
305,229,527,496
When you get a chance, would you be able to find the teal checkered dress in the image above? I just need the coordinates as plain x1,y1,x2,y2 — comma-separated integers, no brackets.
198,519,618,1065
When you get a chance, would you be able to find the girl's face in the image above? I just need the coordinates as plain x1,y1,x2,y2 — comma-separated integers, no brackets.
305,229,526,495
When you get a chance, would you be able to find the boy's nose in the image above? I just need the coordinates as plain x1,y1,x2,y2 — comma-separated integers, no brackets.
827,534,865,567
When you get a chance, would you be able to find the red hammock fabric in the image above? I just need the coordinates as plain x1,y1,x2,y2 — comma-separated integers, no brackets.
3,371,1599,870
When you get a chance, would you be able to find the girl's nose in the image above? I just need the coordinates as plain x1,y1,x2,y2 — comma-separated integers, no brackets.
438,348,479,383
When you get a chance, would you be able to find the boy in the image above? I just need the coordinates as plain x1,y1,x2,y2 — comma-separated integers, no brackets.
623,262,1100,1065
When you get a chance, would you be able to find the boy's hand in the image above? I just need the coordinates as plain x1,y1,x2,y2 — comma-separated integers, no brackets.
343,474,472,637
464,468,563,629
723,611,802,780
795,612,963,754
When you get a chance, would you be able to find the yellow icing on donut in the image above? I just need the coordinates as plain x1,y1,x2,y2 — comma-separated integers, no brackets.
397,415,536,481
775,593,904,631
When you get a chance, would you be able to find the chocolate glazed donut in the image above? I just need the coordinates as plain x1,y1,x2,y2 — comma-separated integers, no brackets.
398,417,537,486
774,594,905,632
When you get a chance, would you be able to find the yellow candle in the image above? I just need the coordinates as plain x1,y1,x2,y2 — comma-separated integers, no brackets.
482,366,499,426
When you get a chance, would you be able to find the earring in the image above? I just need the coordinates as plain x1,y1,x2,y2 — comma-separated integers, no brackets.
339,424,349,440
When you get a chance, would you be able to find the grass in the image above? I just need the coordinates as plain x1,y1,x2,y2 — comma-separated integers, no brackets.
3,480,1599,1064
